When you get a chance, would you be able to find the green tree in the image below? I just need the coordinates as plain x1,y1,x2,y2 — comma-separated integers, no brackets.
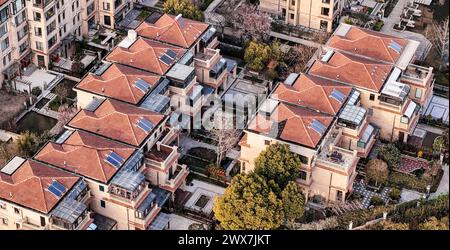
366,159,389,186
163,0,204,21
244,40,271,72
213,173,284,230
254,143,302,190
378,144,401,168
281,181,305,227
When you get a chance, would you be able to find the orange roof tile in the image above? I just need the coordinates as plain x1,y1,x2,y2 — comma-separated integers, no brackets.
0,160,80,213
328,26,408,64
136,14,209,49
309,51,393,92
75,64,162,105
35,130,136,183
273,74,352,115
249,103,333,148
106,37,186,75
68,99,165,147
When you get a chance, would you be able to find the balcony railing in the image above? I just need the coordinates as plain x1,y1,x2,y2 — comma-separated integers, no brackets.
164,164,189,189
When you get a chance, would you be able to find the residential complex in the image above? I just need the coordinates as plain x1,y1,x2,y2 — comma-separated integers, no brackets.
1,12,236,230
239,23,434,203
260,0,344,32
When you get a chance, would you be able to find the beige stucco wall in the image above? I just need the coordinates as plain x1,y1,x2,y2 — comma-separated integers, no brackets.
0,200,50,230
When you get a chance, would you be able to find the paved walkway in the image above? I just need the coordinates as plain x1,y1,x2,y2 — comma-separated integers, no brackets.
270,31,321,48
380,0,432,60
168,213,206,230
353,182,390,208
179,134,240,160
431,164,449,198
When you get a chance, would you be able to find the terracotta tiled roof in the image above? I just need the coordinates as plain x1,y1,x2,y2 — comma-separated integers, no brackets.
272,74,352,115
136,14,209,49
75,64,162,105
68,99,165,147
328,26,408,64
106,37,186,75
309,51,392,92
35,130,136,183
0,160,79,213
249,103,333,148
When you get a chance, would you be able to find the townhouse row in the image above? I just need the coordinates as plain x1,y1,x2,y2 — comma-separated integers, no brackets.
1,13,236,230
239,23,434,203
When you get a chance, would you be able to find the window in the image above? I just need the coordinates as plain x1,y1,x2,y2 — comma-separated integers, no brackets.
0,24,7,38
87,2,95,15
322,0,330,3
400,116,409,124
320,20,328,30
290,13,294,20
15,11,26,26
36,41,44,51
103,2,111,11
34,12,41,22
281,8,286,18
104,15,111,26
34,27,42,37
40,216,46,227
72,3,75,11
100,200,106,208
299,155,309,164
1,38,9,51
48,35,57,49
264,140,270,145
299,171,307,181
369,94,375,101
14,207,21,214
1,218,8,225
0,7,8,24
415,88,423,99
99,185,105,192
368,108,373,116
19,41,28,53
291,0,295,5
321,7,330,16
12,0,26,15
17,25,28,41
0,202,5,209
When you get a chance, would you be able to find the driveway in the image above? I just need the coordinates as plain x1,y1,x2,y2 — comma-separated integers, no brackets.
380,0,432,60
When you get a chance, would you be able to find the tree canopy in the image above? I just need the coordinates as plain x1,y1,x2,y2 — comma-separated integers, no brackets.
366,159,389,186
163,0,204,21
254,143,302,190
378,144,401,169
281,181,305,225
213,173,284,230
244,40,271,72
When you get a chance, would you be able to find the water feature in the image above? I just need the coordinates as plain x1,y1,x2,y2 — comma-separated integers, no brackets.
16,111,57,134
35,98,50,109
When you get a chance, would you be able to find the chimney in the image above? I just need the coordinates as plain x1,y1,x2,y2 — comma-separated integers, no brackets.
127,30,137,42
101,87,105,93
175,14,182,21
9,192,13,198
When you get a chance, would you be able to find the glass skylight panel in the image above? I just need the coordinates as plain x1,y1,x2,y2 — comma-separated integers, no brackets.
166,49,177,59
310,119,327,135
347,90,360,105
94,63,110,76
134,79,151,94
137,118,154,133
330,89,346,103
85,98,102,112
56,130,74,144
389,40,402,53
159,54,173,65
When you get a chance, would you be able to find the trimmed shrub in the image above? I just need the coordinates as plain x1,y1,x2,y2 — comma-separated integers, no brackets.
370,196,385,206
389,187,401,201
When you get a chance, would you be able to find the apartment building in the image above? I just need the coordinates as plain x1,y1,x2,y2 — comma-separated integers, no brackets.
0,157,94,230
97,0,132,30
239,24,431,203
260,0,344,32
1,0,32,88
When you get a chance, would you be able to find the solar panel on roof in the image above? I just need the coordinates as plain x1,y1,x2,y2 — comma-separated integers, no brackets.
134,79,151,94
166,49,177,59
159,54,173,65
389,40,402,53
330,89,346,103
137,118,154,133
105,151,123,168
55,130,74,144
52,180,67,193
310,119,327,135
48,185,63,198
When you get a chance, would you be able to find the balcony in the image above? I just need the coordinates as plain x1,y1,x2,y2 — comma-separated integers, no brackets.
20,217,48,230
315,129,358,173
194,48,219,68
50,199,91,230
145,143,179,171
108,170,149,207
162,164,189,191
401,64,434,87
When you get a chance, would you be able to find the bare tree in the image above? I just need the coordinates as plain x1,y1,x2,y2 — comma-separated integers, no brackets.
285,44,317,74
54,84,69,106
209,112,241,166
0,141,19,165
227,3,272,42
56,104,77,133
426,17,449,62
